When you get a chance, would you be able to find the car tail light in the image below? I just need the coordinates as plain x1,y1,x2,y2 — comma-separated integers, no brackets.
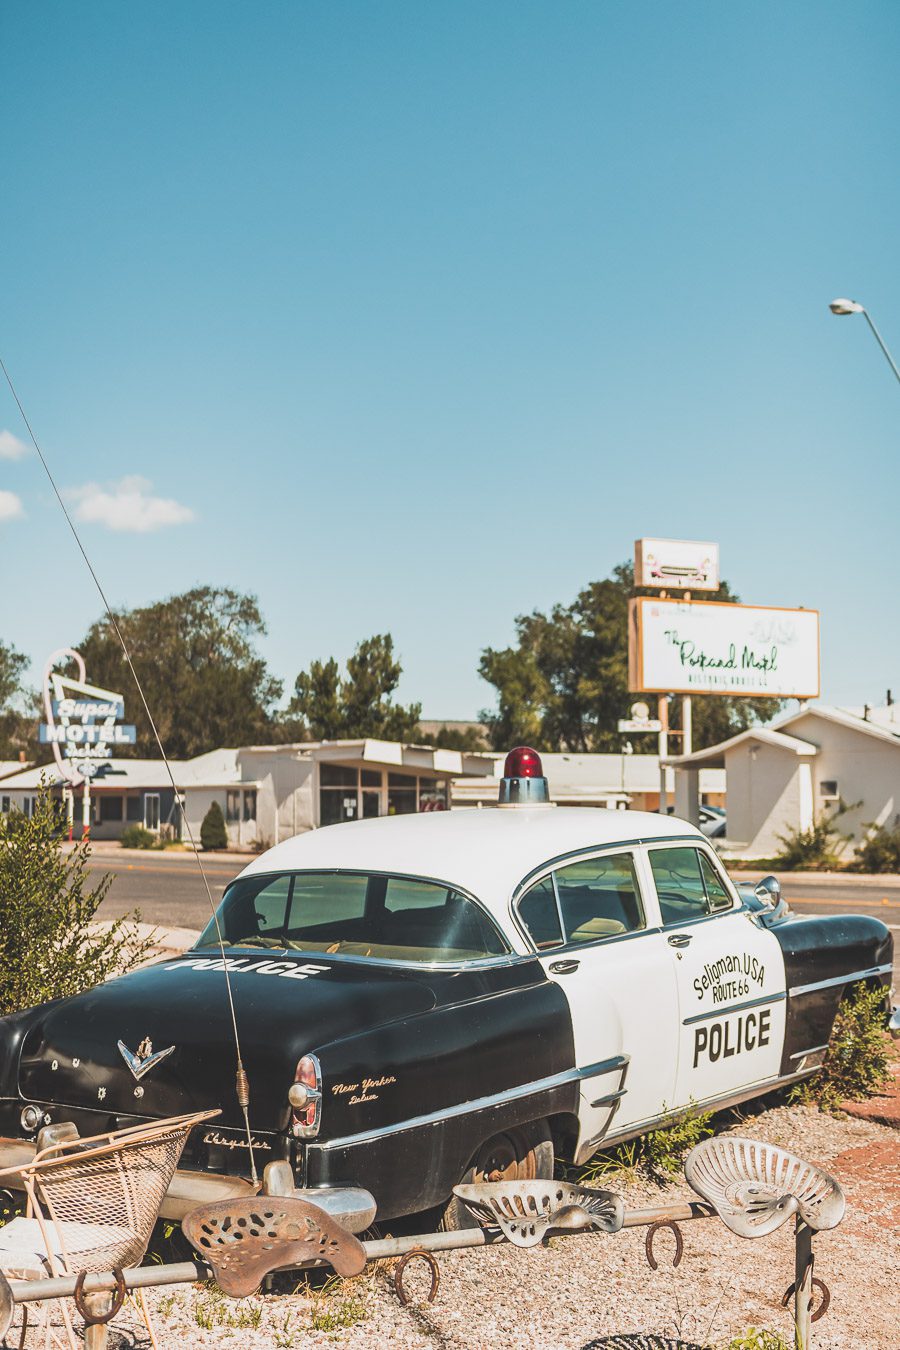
289,1054,323,1139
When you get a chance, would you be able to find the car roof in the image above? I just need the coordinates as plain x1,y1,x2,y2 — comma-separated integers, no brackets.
238,807,706,916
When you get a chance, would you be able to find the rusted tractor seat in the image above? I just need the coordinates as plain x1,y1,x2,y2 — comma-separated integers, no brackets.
684,1136,845,1238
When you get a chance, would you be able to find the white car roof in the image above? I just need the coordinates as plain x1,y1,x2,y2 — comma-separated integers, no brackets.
238,807,705,917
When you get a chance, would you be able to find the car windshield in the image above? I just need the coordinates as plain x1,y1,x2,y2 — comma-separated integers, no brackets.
196,871,510,964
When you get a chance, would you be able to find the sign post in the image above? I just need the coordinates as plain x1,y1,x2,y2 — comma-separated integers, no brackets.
40,649,137,839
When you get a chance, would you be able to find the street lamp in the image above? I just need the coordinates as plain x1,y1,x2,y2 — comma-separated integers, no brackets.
829,297,900,385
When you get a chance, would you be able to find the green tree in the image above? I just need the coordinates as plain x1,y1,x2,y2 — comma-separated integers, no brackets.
479,563,784,752
282,634,421,742
200,800,228,851
415,724,488,752
0,640,37,761
0,787,152,1014
77,587,283,759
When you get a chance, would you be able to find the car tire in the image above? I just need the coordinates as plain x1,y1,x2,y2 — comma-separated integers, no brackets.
439,1119,555,1232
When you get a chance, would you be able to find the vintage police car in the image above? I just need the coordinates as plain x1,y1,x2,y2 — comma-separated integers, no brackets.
0,748,893,1226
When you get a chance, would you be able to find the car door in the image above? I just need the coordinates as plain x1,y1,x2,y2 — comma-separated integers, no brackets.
644,842,786,1110
514,848,679,1162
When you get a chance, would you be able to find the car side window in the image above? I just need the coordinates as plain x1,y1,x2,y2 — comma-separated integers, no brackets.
517,875,564,950
554,853,645,943
649,846,731,925
698,851,734,911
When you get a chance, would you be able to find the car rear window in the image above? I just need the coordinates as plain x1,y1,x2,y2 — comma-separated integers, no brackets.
197,871,509,964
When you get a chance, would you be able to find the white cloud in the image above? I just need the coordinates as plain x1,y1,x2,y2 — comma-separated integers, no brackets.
0,430,28,460
67,475,196,533
0,490,24,522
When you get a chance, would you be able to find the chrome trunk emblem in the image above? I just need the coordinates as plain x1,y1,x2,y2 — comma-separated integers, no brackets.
117,1037,175,1082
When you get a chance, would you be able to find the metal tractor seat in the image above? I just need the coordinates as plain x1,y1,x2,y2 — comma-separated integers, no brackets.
182,1195,367,1296
452,1179,624,1248
684,1136,845,1238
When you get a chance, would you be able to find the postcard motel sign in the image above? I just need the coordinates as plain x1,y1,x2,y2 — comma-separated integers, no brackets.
40,648,136,783
628,598,820,698
634,538,720,592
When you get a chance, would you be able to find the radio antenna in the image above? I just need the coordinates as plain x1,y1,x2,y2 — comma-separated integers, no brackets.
0,354,259,1184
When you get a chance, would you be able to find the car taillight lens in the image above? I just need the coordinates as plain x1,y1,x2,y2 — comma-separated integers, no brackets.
290,1054,322,1139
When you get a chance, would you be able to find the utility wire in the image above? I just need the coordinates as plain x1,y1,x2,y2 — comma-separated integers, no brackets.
0,354,258,1184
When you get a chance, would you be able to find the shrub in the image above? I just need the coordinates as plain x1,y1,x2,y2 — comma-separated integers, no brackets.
200,800,228,851
0,788,153,1014
791,981,891,1112
724,1332,791,1350
852,821,900,874
120,824,158,850
773,801,853,871
568,1102,715,1183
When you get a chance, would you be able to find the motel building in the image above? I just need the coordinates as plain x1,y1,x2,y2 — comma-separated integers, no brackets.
0,742,726,848
0,741,496,847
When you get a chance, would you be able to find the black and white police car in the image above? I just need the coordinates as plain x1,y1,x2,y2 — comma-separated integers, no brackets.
0,748,893,1225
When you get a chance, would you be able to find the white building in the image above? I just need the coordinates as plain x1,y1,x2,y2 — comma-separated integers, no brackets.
0,741,496,848
451,752,725,813
666,703,900,858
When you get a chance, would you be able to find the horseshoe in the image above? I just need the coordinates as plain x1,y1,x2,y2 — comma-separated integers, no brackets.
645,1220,684,1270
782,1275,831,1322
73,1269,126,1326
393,1248,440,1305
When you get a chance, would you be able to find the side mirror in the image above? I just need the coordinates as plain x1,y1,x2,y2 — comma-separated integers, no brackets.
755,875,782,906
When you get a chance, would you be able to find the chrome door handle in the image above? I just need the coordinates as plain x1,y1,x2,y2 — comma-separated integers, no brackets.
667,934,692,949
549,959,580,974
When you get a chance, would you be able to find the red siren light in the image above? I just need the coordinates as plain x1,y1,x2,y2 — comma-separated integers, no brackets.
499,746,551,807
503,746,543,779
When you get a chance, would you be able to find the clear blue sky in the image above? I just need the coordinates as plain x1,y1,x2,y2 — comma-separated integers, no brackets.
2,2,898,721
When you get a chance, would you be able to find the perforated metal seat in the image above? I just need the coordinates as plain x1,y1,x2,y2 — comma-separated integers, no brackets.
684,1135,845,1238
452,1179,624,1248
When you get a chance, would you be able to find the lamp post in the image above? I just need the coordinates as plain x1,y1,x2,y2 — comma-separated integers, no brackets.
829,297,900,386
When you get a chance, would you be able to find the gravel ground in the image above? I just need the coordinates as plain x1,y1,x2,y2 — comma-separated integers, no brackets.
15,1101,899,1350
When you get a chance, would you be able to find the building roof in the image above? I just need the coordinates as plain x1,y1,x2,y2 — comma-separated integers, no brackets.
777,703,900,748
0,762,29,782
238,739,495,777
664,726,818,770
0,752,248,792
453,752,725,802
237,805,704,917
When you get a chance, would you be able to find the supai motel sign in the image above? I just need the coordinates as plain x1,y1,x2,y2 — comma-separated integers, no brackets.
39,648,136,783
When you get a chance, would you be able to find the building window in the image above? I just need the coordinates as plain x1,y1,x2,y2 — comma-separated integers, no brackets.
144,794,160,831
226,790,241,823
126,796,142,821
387,773,417,816
243,789,257,821
418,778,448,811
819,780,839,801
98,795,124,823
1,798,9,814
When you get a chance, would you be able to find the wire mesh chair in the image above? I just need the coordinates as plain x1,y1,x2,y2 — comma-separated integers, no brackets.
0,1109,218,1348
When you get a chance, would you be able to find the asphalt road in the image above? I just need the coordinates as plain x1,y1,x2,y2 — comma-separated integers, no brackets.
86,851,900,942
87,851,243,930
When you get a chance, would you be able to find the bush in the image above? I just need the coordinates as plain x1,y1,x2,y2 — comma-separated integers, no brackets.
569,1102,715,1183
0,788,153,1014
120,824,158,850
791,981,891,1112
200,800,228,851
724,1332,791,1350
773,801,853,870
852,821,900,873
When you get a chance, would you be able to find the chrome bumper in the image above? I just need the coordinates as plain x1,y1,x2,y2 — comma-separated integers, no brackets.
0,1139,376,1230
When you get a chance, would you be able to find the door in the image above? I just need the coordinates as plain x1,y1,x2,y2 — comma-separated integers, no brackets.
516,848,679,1161
143,793,160,832
645,843,786,1110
